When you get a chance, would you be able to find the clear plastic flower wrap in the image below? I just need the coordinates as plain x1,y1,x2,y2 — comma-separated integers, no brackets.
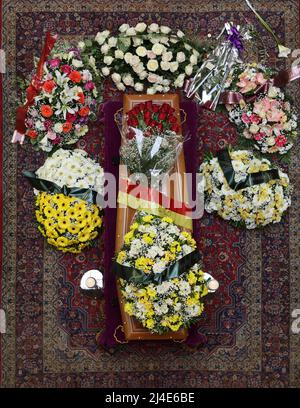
185,23,251,110
115,101,183,186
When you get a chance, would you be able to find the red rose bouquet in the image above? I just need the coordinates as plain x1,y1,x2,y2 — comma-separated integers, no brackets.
117,101,182,183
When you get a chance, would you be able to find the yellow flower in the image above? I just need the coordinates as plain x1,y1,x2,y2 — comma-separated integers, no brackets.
56,236,70,247
146,287,156,299
124,303,134,315
46,228,59,239
130,222,139,230
74,201,86,214
43,205,56,218
78,230,91,242
135,257,154,273
142,234,153,245
142,215,154,223
124,230,134,245
66,207,77,218
89,231,98,240
161,216,173,224
38,225,46,237
117,250,127,264
67,224,81,235
146,319,155,329
57,218,70,231
188,271,197,285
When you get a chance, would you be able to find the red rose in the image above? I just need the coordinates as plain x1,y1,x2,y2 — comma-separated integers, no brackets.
139,103,145,111
161,102,170,113
26,129,38,139
158,112,167,121
144,110,152,120
77,92,85,104
157,123,163,132
132,106,141,115
131,117,139,127
144,117,152,127
171,124,180,133
152,104,160,113
145,101,153,110
169,115,178,124
127,128,135,140
66,112,77,123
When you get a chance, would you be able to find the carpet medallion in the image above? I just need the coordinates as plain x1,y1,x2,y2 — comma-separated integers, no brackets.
0,0,299,388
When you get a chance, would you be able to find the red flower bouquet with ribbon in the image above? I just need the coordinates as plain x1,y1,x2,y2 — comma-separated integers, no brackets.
117,101,183,184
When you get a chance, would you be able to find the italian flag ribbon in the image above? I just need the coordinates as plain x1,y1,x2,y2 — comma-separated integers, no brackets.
117,178,193,230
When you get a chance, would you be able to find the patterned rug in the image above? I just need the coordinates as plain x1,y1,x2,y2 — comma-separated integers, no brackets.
1,0,300,388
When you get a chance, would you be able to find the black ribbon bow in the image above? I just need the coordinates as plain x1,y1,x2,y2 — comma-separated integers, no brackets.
217,150,280,191
23,171,99,205
113,250,201,286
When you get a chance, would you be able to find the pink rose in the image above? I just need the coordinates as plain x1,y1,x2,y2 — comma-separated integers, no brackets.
48,58,61,69
84,81,95,91
61,64,72,74
250,114,261,124
44,120,53,130
254,132,265,141
46,131,57,140
52,136,62,145
242,113,251,124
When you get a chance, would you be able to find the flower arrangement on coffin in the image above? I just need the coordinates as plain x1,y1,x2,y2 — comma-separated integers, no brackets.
199,149,291,229
26,149,104,253
119,101,182,181
35,148,104,193
81,23,206,94
115,212,209,334
25,47,100,152
225,63,298,155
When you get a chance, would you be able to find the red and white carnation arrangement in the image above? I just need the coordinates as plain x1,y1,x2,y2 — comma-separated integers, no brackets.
25,49,99,152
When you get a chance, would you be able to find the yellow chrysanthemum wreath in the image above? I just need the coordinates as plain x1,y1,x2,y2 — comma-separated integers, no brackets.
35,192,103,253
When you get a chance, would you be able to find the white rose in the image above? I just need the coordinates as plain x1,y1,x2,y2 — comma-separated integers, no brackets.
148,23,159,33
147,59,159,72
163,86,170,93
122,74,134,86
249,124,260,134
101,67,110,76
133,37,143,47
162,51,173,62
147,87,156,94
154,84,163,92
103,55,113,65
124,52,133,64
160,61,170,71
111,72,121,83
115,49,124,59
126,27,136,36
267,136,276,146
176,51,186,63
101,43,110,54
102,30,110,38
184,43,192,51
147,73,160,83
185,64,193,76
134,82,144,91
78,41,85,51
160,25,171,34
116,82,126,91
267,86,279,99
119,23,129,33
169,61,179,73
152,43,165,55
54,123,63,133
190,54,198,65
139,71,148,80
108,36,117,47
72,59,83,68
136,46,147,57
133,63,144,74
95,32,106,45
162,78,170,86
130,55,140,66
177,30,185,38
135,22,147,32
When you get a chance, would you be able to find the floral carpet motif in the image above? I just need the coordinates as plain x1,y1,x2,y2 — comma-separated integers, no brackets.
0,0,300,388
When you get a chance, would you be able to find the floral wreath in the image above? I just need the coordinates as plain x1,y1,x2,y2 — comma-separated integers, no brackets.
224,63,298,155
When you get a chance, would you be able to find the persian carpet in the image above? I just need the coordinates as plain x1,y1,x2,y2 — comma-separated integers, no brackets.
0,0,300,388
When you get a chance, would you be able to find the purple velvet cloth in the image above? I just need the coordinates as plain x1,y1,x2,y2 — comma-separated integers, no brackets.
98,100,204,349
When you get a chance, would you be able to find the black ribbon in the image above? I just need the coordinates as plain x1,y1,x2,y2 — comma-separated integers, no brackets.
217,150,280,191
113,250,201,285
23,171,98,204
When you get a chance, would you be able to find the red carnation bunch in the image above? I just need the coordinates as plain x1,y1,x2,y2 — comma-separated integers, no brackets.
126,101,180,137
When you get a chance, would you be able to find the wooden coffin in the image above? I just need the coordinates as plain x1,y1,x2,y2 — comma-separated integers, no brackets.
115,93,190,341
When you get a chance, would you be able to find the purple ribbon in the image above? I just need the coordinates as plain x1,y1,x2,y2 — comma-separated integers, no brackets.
227,26,244,52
